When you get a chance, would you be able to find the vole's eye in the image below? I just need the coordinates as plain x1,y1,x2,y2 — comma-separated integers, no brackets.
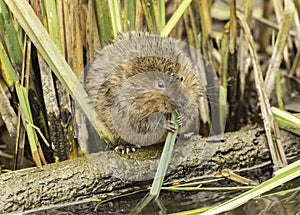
180,76,184,82
157,80,165,89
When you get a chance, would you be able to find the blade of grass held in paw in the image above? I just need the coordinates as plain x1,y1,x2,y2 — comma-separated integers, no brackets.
150,112,179,197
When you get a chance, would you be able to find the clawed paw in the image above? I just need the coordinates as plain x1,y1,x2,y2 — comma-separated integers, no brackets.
165,115,184,132
176,114,186,126
114,144,141,154
164,120,177,132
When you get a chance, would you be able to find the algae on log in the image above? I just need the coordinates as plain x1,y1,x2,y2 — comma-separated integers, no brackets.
0,127,299,213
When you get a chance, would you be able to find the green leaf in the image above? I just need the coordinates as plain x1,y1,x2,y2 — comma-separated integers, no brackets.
150,112,179,197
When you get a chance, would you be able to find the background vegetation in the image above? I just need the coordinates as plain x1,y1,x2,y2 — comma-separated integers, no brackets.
0,0,299,214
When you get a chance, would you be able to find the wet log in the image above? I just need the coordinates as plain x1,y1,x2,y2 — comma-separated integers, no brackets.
0,127,299,213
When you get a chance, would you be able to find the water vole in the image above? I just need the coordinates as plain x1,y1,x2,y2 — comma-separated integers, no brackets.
83,32,206,153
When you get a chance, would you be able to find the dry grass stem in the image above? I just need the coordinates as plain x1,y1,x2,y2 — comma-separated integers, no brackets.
238,14,288,169
265,1,295,98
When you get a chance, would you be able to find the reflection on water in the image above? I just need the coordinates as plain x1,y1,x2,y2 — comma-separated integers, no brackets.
226,177,300,215
23,177,300,214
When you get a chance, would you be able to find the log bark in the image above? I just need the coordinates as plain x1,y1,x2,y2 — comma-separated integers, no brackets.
0,127,299,213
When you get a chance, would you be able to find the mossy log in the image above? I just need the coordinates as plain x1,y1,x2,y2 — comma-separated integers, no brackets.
0,127,299,213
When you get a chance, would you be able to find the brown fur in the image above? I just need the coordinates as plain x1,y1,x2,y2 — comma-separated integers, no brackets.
83,32,205,148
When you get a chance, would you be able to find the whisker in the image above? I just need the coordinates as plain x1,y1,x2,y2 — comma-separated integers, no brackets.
205,85,220,90
206,93,221,97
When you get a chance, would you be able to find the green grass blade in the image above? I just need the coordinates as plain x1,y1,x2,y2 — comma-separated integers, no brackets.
160,186,253,191
272,107,300,136
0,0,23,67
108,0,122,37
161,0,192,37
150,112,179,197
95,1,114,44
124,0,135,31
140,0,158,32
0,40,19,88
15,83,42,166
43,0,62,51
157,0,165,32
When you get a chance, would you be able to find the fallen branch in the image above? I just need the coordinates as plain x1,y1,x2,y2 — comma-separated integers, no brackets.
0,127,299,213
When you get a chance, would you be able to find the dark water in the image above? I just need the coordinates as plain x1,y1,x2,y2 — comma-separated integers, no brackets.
22,177,300,215
226,191,300,215
225,178,300,215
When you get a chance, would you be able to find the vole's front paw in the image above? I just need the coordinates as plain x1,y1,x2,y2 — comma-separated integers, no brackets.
164,120,177,132
176,114,187,126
